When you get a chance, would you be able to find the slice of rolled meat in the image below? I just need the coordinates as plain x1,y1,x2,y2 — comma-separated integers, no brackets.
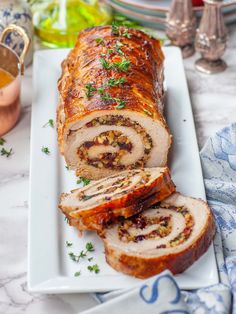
57,26,171,180
59,167,175,231
101,193,216,278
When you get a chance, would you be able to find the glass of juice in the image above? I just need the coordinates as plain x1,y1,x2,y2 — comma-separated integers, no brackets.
0,25,30,136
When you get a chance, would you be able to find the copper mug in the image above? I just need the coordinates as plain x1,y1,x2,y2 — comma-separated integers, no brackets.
0,25,30,136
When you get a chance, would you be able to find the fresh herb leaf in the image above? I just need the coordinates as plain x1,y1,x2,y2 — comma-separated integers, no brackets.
108,49,114,55
77,177,91,186
113,58,130,72
107,77,125,87
115,101,125,109
95,37,104,45
115,40,124,56
68,242,95,263
43,119,54,128
97,87,105,95
83,195,93,201
66,241,73,247
74,271,81,277
111,20,120,36
87,264,100,274
64,216,69,224
41,146,50,155
86,242,94,252
100,58,112,70
88,257,93,262
0,138,6,146
1,147,13,157
85,84,97,99
143,109,152,116
122,28,131,38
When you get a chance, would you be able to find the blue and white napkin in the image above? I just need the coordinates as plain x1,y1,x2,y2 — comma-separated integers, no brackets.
81,123,236,314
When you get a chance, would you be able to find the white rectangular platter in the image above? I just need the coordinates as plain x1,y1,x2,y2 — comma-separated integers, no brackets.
28,47,219,293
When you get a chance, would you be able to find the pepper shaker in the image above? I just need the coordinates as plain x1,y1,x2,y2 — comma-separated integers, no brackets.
166,0,196,58
195,0,228,74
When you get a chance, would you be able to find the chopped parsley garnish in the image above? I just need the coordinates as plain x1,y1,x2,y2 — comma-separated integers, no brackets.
113,58,130,72
101,93,126,109
64,216,69,224
115,40,124,56
43,119,54,128
77,176,91,186
98,87,105,95
122,28,131,38
1,147,13,158
0,138,6,146
111,20,120,36
41,146,50,155
115,101,125,109
66,241,73,247
100,58,112,70
108,49,114,55
74,271,81,277
143,109,152,116
87,264,100,274
83,195,93,201
95,37,104,45
68,242,94,263
107,77,125,87
85,84,97,99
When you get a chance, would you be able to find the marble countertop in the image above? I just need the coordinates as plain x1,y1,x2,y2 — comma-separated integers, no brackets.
0,26,236,314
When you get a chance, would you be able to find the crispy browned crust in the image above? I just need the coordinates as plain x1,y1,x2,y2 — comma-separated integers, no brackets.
103,201,216,279
59,167,175,220
68,180,175,231
57,26,168,153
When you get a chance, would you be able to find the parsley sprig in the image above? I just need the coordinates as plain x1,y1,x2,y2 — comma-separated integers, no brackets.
101,93,125,109
77,176,91,186
41,146,50,155
0,138,6,146
100,58,130,73
88,264,100,274
43,119,54,128
1,147,13,158
68,242,94,263
107,77,125,87
85,84,97,99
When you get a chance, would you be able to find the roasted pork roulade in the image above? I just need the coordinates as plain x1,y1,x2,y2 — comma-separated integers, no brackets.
101,193,215,278
57,26,171,180
59,167,175,231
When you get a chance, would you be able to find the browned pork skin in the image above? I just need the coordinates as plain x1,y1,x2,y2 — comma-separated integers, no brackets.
59,167,175,231
101,193,215,279
57,26,171,180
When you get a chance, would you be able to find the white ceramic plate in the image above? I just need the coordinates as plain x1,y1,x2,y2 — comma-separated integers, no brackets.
28,47,219,293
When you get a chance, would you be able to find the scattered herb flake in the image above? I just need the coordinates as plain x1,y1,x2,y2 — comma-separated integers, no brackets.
115,102,125,109
88,264,100,274
74,271,81,277
100,58,111,70
68,242,95,264
43,119,54,128
0,138,6,146
41,146,50,155
88,257,93,262
143,109,152,116
113,58,130,72
85,84,97,99
107,77,125,87
69,252,79,262
1,147,13,158
122,28,131,38
65,165,69,170
66,241,73,247
64,216,69,224
111,20,120,36
98,87,105,95
86,242,94,252
95,37,104,45
115,40,124,56
77,177,91,186
108,49,114,55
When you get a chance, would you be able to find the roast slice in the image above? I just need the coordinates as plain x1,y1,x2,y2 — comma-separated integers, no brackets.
57,26,171,180
101,193,215,278
59,167,175,231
